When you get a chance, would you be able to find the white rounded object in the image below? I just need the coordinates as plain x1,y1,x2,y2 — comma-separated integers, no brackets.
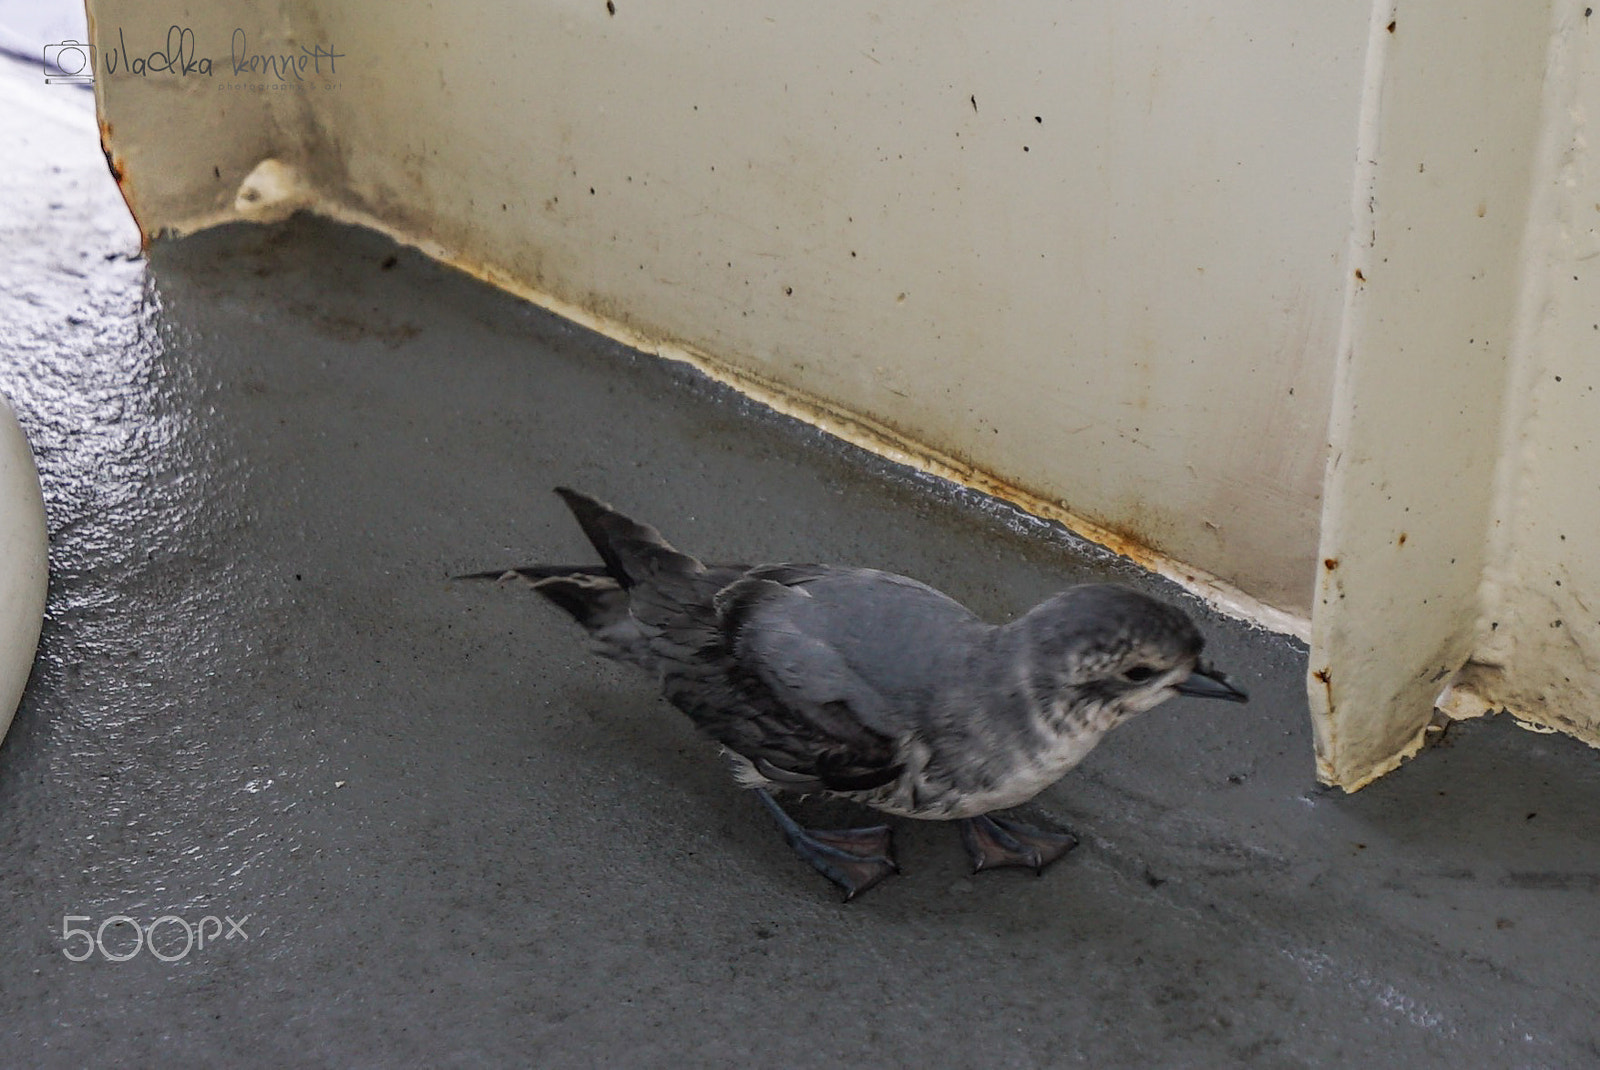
0,391,46,744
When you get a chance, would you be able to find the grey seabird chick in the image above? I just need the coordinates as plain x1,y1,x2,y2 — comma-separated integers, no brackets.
462,487,1247,900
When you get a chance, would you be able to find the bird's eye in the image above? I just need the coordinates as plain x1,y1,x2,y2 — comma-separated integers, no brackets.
1123,666,1158,683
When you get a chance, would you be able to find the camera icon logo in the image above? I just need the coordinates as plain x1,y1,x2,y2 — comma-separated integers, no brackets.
44,40,96,84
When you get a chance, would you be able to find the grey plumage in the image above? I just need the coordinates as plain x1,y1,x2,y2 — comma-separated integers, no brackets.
464,486,1246,898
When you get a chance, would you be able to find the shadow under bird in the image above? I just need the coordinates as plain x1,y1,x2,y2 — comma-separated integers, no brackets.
462,487,1247,900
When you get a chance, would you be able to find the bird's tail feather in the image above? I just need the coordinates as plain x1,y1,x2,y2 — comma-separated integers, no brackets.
454,564,612,583
454,490,700,666
526,572,630,632
456,564,632,637
553,486,702,587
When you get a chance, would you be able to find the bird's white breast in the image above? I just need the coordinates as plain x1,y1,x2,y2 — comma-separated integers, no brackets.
926,726,1106,818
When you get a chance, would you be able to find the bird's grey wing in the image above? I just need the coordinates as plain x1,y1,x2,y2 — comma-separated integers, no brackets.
740,565,989,715
705,573,904,792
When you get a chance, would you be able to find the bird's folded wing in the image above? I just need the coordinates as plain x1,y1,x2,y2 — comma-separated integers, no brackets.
712,575,903,791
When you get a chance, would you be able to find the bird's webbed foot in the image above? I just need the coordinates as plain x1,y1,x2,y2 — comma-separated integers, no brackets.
753,789,899,901
960,813,1079,875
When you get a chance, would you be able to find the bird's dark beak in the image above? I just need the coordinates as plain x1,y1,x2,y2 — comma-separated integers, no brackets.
1176,662,1249,703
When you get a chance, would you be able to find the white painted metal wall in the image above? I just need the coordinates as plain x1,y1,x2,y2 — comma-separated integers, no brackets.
1433,2,1600,770
84,0,1600,787
1311,1,1558,787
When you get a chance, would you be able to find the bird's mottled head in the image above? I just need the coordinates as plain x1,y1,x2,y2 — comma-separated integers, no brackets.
1017,584,1246,724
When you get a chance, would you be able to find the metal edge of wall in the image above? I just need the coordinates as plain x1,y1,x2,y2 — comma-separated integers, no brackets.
1311,0,1559,789
1310,0,1419,792
86,1,305,247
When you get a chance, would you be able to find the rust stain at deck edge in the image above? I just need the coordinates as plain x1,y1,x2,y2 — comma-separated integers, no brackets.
97,118,146,247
